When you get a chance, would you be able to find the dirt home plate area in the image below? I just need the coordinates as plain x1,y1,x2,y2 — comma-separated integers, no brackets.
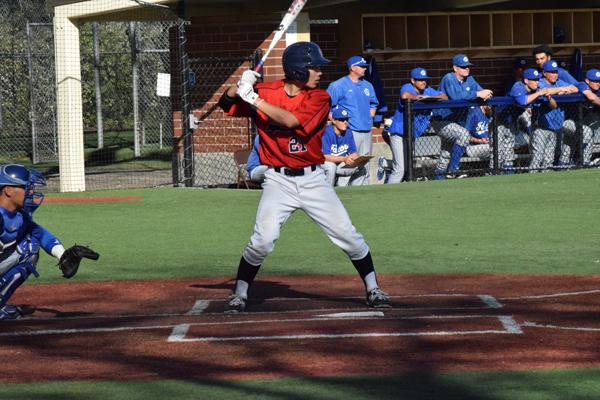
1,274,600,383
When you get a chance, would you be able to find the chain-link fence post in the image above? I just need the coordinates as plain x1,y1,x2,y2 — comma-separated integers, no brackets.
490,105,499,175
403,98,414,182
92,22,103,149
576,101,584,168
177,20,193,186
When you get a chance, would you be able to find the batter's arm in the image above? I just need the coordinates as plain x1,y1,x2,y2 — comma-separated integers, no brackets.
255,100,301,129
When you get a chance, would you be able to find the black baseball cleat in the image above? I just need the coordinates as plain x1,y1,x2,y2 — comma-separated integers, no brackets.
225,293,247,313
366,288,392,308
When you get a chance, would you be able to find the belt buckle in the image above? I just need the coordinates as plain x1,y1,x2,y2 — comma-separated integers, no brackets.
284,168,303,176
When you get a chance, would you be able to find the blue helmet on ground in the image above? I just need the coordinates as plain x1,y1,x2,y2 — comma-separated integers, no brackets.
0,164,46,214
282,42,330,82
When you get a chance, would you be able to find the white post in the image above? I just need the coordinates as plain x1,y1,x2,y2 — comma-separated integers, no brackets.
53,11,85,192
159,122,163,149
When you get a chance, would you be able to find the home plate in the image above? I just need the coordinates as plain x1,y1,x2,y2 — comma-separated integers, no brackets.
316,311,385,318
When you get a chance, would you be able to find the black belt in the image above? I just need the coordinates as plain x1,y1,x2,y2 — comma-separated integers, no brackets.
273,165,317,176
353,130,372,133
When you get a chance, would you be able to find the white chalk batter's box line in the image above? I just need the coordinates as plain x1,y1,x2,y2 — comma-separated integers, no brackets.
0,313,519,339
167,314,523,343
184,294,504,316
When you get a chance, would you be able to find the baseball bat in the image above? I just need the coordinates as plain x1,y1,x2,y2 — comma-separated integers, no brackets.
254,0,308,72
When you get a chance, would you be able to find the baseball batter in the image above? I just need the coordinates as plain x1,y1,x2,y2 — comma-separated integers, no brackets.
218,42,390,313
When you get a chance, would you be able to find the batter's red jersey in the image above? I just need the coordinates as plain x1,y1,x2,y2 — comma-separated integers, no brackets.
225,80,330,169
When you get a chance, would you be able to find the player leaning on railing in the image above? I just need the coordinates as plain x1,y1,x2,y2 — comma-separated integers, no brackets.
0,164,98,320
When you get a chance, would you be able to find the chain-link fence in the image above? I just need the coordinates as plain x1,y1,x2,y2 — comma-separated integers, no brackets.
0,1,52,166
0,0,187,191
75,18,178,190
181,53,259,187
381,95,600,182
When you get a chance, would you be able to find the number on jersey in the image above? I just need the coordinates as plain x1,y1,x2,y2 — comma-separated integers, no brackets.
288,136,307,153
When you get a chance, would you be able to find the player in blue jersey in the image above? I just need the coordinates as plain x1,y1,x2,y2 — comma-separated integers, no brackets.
0,164,98,320
327,56,379,184
463,105,492,160
435,54,494,179
533,45,578,85
559,69,600,166
322,105,367,186
246,135,268,184
382,68,447,183
509,68,548,153
530,61,578,170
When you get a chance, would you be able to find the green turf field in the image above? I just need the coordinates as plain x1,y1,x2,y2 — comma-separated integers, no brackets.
4,169,600,399
2,369,600,400
33,168,600,282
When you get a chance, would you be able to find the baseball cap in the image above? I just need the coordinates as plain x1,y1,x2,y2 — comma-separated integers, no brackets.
542,60,559,72
452,54,474,68
523,68,540,80
410,67,430,79
586,69,600,81
513,58,528,69
331,105,350,120
347,55,368,69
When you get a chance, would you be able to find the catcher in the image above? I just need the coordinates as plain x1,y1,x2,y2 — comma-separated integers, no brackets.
0,164,99,320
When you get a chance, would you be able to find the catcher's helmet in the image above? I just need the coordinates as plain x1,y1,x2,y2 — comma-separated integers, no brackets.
0,164,46,214
282,42,330,82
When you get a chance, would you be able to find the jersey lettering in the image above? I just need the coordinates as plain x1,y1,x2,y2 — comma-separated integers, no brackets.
288,136,307,154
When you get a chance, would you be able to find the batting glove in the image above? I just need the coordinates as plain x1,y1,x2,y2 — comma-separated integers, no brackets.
238,70,261,88
237,82,260,105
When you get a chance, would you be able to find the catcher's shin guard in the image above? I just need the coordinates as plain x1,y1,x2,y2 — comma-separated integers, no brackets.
0,263,32,308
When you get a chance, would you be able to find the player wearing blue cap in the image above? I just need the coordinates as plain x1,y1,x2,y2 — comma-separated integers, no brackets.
322,105,367,186
435,54,494,178
529,61,578,170
382,67,447,183
509,68,550,166
327,56,379,184
562,68,600,166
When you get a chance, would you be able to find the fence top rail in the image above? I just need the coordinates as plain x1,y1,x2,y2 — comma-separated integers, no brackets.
408,94,587,110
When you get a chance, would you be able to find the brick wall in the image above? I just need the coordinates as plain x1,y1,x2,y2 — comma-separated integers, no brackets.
177,16,600,154
175,16,289,154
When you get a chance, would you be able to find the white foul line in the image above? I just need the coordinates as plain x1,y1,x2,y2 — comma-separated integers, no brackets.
316,311,384,318
522,321,600,332
501,288,600,301
478,295,503,309
498,315,522,334
0,314,500,338
186,300,210,315
168,328,518,343
168,323,190,341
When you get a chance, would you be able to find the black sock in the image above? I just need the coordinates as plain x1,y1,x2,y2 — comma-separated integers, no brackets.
351,252,375,280
351,252,378,291
234,256,261,296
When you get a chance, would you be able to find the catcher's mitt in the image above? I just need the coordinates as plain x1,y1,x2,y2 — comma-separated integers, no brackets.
59,245,100,279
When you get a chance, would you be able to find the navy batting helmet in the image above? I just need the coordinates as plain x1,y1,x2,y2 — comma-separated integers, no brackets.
0,164,46,214
282,42,330,82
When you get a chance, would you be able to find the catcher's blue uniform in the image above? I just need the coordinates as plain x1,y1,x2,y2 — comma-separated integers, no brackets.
0,164,64,320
